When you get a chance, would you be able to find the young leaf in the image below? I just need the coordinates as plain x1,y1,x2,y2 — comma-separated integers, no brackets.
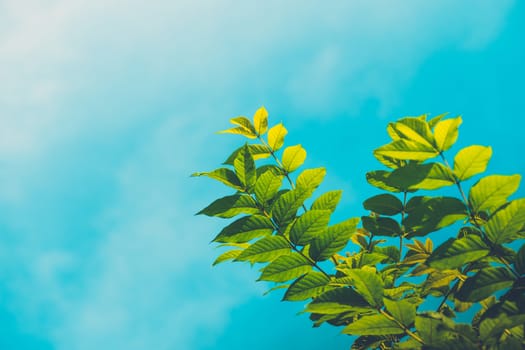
468,174,521,213
282,145,307,173
311,190,342,213
374,139,439,161
213,249,243,265
267,123,287,151
235,236,290,263
191,168,242,190
310,218,359,261
456,267,514,302
426,235,490,270
290,210,331,246
234,144,256,190
219,116,257,138
363,194,403,216
254,169,284,205
453,145,492,181
383,298,416,327
283,271,331,301
484,198,525,245
253,106,268,135
342,314,403,335
197,194,258,218
213,215,274,243
344,269,384,307
434,116,462,151
391,117,435,147
258,254,312,282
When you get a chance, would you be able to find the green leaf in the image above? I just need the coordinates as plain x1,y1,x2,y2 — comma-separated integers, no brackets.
343,314,403,335
392,117,435,147
253,106,268,135
456,267,514,302
363,194,403,216
191,168,242,190
453,145,492,181
235,236,290,263
345,269,384,307
434,116,462,151
258,254,312,282
272,189,308,226
213,215,274,243
388,162,455,191
212,249,243,265
404,196,467,237
290,210,331,245
282,145,307,173
427,235,490,270
479,313,525,343
197,194,258,218
311,190,342,213
485,198,525,245
361,216,402,237
267,123,287,151
219,116,257,138
283,271,331,301
296,167,326,192
224,144,271,165
383,298,416,327
428,113,447,129
234,144,256,190
310,218,359,261
254,169,284,205
515,243,525,275
374,139,439,161
306,287,370,314
469,174,521,213
366,170,402,193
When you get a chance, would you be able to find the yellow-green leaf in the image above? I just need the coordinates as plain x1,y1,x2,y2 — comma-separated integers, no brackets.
258,254,312,282
282,145,307,173
268,123,288,151
485,198,525,244
253,106,268,135
468,174,521,213
343,314,403,335
283,271,331,301
434,116,462,151
453,145,492,181
374,139,439,161
219,116,257,139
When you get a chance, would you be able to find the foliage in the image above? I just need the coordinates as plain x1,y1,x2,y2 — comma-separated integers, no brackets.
194,107,525,349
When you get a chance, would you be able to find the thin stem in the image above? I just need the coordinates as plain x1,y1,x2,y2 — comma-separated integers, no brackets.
439,152,520,279
379,309,424,344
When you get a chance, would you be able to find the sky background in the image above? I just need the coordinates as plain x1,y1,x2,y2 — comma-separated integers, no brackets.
0,1,524,349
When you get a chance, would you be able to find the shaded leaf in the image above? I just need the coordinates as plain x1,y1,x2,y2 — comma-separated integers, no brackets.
191,168,242,190
213,215,274,243
384,298,416,327
345,269,384,307
363,194,403,216
427,235,490,270
224,144,271,165
361,216,402,237
234,144,256,190
515,243,525,275
456,267,514,302
343,314,403,335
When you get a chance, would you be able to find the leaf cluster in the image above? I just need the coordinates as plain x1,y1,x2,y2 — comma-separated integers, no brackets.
195,108,525,349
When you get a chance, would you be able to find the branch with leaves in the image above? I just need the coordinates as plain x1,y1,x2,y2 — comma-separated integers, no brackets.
194,107,525,350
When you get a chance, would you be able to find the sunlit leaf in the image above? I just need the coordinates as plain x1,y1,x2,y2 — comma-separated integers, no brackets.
224,144,271,165
191,168,242,190
258,254,312,282
254,168,284,205
374,139,439,161
268,123,288,151
235,236,290,263
213,249,243,265
283,271,331,301
391,117,435,147
485,198,525,245
219,116,257,138
306,287,370,314
311,190,342,213
253,106,268,135
427,235,490,270
434,116,462,151
345,269,384,307
212,215,274,243
234,144,256,190
290,210,331,245
310,218,359,261
282,144,307,173
343,314,403,335
383,298,416,327
469,174,521,213
453,145,492,181
197,194,258,218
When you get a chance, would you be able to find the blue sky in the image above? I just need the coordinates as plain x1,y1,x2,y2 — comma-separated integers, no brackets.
0,1,524,349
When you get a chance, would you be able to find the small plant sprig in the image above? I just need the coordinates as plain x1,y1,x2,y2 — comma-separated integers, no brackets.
194,107,525,349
